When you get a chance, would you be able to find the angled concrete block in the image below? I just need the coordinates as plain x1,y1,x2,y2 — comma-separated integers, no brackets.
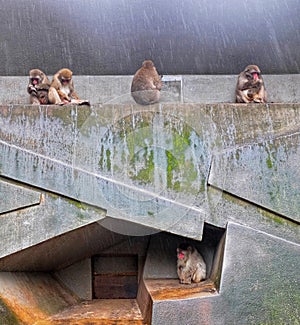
151,222,300,325
209,132,300,222
0,180,40,213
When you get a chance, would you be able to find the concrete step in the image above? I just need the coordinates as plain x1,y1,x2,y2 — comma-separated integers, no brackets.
48,299,145,325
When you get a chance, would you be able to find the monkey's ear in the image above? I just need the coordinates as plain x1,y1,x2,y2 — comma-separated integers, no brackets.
187,246,193,252
176,248,180,253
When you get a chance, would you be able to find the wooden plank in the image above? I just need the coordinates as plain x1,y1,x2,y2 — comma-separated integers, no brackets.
93,275,138,299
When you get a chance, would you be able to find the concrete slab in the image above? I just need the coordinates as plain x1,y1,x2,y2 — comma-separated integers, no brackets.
1,103,299,243
0,191,106,262
150,222,300,325
0,179,40,214
0,75,299,105
209,132,300,222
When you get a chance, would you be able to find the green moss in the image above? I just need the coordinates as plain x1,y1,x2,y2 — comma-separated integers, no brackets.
106,149,111,171
266,156,273,169
66,198,87,210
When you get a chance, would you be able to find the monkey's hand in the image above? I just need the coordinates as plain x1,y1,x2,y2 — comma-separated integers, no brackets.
28,85,37,95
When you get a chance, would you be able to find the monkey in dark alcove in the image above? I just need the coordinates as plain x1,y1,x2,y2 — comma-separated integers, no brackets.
177,243,206,284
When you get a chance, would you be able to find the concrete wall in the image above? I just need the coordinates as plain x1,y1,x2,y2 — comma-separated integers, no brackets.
0,0,299,75
0,74,299,105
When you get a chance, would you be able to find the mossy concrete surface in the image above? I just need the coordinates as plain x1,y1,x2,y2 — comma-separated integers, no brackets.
0,101,299,324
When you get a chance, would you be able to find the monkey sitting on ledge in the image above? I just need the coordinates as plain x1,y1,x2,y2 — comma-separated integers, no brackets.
235,64,267,103
177,243,206,284
27,69,50,105
131,60,163,105
48,68,89,105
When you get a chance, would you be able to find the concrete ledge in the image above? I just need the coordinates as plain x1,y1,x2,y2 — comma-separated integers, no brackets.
0,74,299,105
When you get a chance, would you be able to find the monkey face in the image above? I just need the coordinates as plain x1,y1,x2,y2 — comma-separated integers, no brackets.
177,249,186,260
244,65,261,82
61,77,71,85
31,77,41,85
37,90,49,104
58,68,73,85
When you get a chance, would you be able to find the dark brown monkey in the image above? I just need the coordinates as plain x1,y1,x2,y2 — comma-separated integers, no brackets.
177,243,206,284
235,65,267,103
27,69,50,104
131,60,163,105
35,83,50,105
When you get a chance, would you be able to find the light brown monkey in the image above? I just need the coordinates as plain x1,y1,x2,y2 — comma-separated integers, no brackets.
131,60,163,105
177,243,206,284
48,68,80,105
235,65,267,103
27,69,50,104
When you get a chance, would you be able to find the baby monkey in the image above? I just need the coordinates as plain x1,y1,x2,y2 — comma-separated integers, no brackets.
177,243,206,284
131,60,163,105
27,69,50,104
235,65,267,103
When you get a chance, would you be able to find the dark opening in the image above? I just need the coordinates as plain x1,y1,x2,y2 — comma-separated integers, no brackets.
92,254,138,299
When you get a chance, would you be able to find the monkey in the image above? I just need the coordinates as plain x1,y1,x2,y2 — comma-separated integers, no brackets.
48,68,86,105
48,68,79,105
177,243,206,284
235,65,267,103
27,69,50,104
131,60,163,105
35,83,50,105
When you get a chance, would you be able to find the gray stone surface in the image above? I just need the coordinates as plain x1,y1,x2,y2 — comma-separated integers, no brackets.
151,222,300,325
0,180,40,213
209,132,300,222
0,74,299,105
55,259,92,300
1,103,299,244
0,191,106,261
0,99,300,324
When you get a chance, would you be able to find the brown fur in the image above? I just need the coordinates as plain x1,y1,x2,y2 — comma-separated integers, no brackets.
235,65,267,103
131,60,163,105
48,68,79,104
177,243,206,284
27,69,50,104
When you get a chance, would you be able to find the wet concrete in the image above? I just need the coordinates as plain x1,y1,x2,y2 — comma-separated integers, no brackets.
0,74,300,105
1,101,300,324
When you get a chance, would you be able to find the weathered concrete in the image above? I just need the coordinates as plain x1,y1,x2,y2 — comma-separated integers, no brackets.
1,103,299,243
0,272,79,324
0,74,299,105
1,100,300,324
0,189,106,262
0,180,40,213
150,222,300,325
55,259,92,300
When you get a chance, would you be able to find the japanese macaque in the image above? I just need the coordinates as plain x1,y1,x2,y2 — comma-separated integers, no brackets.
27,69,50,104
48,68,89,105
48,68,79,105
235,65,267,103
36,83,50,105
131,60,163,105
177,243,206,284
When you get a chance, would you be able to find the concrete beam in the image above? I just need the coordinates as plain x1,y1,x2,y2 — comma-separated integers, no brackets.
0,74,299,105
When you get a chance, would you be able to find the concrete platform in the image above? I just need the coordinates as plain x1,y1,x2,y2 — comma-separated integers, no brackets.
0,74,299,105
